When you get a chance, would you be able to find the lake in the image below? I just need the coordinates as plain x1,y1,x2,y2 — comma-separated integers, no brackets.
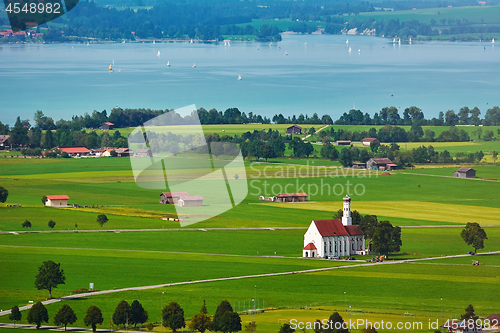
0,34,498,125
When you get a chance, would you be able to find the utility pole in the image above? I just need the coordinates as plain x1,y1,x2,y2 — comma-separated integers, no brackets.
161,292,164,331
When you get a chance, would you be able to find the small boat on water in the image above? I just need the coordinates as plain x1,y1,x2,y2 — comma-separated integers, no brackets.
237,75,241,80
167,61,170,67
393,38,396,43
409,37,412,44
157,50,160,57
109,64,113,72
493,38,496,44
348,47,351,53
346,39,349,44
358,49,361,54
284,51,288,56
153,40,156,44
192,63,196,68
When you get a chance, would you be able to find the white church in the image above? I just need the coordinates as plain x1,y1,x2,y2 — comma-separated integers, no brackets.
303,195,366,258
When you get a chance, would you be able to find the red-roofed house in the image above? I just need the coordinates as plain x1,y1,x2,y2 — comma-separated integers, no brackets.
275,192,308,202
303,195,365,258
100,122,114,130
45,195,70,207
0,135,10,148
160,192,190,204
57,146,91,157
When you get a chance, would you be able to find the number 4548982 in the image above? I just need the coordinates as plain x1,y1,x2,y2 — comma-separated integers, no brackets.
5,2,61,14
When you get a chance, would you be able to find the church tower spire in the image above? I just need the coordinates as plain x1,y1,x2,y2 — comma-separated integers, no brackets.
342,194,352,226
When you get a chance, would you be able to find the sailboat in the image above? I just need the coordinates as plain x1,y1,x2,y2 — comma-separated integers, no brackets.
493,38,496,44
392,38,396,43
304,42,307,46
346,39,349,44
192,63,196,68
409,37,412,44
358,49,361,54
269,42,272,47
190,39,193,44
109,64,113,72
348,47,352,53
167,61,170,67
157,50,160,57
153,40,156,44
87,41,90,46
398,38,401,45
284,51,288,56
122,40,126,44
237,75,242,80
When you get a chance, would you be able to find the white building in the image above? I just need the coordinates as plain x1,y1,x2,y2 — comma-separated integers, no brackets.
45,195,70,207
303,195,365,258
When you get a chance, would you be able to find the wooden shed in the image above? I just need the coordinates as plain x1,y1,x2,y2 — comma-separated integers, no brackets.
45,195,70,207
160,192,189,204
177,195,204,207
454,167,476,178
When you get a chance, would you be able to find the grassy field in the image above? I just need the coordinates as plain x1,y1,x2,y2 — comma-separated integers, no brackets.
1,152,499,332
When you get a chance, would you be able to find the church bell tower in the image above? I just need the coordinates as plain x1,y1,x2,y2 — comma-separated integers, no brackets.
342,194,352,226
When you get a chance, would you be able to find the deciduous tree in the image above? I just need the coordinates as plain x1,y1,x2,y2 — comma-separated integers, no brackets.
54,304,77,331
130,300,148,328
48,220,56,229
162,301,185,332
461,222,487,254
96,214,108,229
9,305,22,327
0,186,8,203
323,311,348,333
84,305,103,333
27,301,49,329
22,220,32,228
372,221,402,259
35,260,66,299
113,300,131,327
278,323,295,333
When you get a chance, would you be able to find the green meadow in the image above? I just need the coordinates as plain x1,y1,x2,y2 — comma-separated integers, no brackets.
1,146,499,332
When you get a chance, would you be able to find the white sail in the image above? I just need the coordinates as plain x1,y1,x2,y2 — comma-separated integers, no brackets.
237,75,241,80
192,63,196,68
167,61,170,67
157,50,160,57
346,39,349,44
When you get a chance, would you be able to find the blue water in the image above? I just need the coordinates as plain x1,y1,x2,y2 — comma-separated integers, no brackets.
0,34,498,125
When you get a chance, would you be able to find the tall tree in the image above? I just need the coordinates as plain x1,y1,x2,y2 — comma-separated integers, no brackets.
34,260,66,299
460,304,479,322
278,323,295,333
212,300,234,332
372,221,402,259
323,312,348,333
461,222,487,254
189,301,212,333
9,305,22,327
112,300,131,327
220,312,242,333
162,301,185,332
53,304,77,331
0,186,8,203
96,214,108,229
9,116,29,147
130,300,148,328
27,301,49,329
339,148,353,167
359,215,379,251
84,305,103,333
43,130,55,149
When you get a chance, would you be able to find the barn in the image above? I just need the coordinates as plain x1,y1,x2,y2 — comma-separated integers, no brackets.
362,138,380,146
160,192,189,204
366,158,397,170
275,193,308,202
454,167,476,178
286,125,302,135
45,195,70,207
100,122,114,130
177,195,204,207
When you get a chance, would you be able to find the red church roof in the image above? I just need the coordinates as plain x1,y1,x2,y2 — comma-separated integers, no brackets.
313,219,363,237
303,242,317,250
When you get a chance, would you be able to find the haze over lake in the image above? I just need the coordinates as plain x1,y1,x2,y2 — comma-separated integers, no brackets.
0,34,498,125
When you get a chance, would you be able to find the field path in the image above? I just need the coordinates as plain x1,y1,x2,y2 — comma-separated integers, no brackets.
302,125,329,141
401,172,500,182
1,250,499,320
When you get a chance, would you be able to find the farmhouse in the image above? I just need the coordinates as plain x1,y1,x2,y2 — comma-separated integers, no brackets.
177,195,204,207
115,148,131,157
57,146,91,157
160,192,189,204
362,138,379,146
134,149,153,157
100,122,114,130
366,158,397,171
485,314,500,330
286,125,302,135
0,135,10,149
45,195,70,207
275,192,308,202
454,167,476,178
303,195,365,258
